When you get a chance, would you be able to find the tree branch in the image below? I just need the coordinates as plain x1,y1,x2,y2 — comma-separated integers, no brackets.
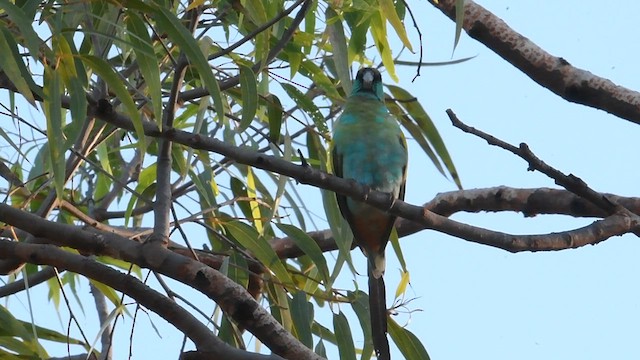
0,266,57,298
428,0,640,125
0,205,324,360
0,240,283,360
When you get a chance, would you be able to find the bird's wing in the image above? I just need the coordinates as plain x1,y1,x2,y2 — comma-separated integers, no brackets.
331,144,354,224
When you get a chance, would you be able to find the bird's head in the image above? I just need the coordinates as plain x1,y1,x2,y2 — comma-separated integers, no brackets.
351,67,384,101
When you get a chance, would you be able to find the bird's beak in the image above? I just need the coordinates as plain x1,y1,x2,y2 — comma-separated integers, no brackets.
362,71,374,90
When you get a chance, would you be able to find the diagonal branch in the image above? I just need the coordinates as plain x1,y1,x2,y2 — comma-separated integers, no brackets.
0,204,324,360
446,109,630,216
0,240,283,360
428,0,640,125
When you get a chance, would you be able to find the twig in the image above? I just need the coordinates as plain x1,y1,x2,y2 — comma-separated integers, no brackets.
400,0,424,81
446,109,619,214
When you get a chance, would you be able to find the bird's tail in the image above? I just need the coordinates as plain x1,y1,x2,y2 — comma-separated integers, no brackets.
369,262,390,360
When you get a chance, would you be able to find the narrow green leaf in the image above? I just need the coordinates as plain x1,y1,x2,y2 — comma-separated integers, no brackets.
45,276,61,310
226,251,249,289
333,311,357,360
0,126,28,163
379,0,413,51
224,220,294,286
311,321,337,344
218,314,244,347
56,35,87,148
348,290,374,359
370,11,398,82
245,166,264,234
300,60,341,100
0,305,48,357
387,85,462,189
243,0,269,64
0,0,51,60
126,10,163,126
345,11,371,61
0,27,36,105
79,55,147,157
390,104,445,177
266,280,293,332
267,94,283,143
125,163,157,226
319,133,355,280
394,270,411,299
238,65,258,132
325,7,351,95
0,305,33,339
288,51,303,79
276,223,330,287
453,0,466,53
280,83,328,135
88,280,129,317
153,6,226,122
303,0,317,55
315,338,327,357
96,256,142,279
16,320,85,346
43,66,65,199
0,339,37,358
291,291,314,348
389,227,406,272
95,142,113,178
230,176,252,220
388,317,431,360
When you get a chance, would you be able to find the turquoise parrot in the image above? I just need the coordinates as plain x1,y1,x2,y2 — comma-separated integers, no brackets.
331,67,408,360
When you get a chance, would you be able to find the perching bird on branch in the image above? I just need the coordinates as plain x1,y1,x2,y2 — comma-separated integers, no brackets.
331,67,408,360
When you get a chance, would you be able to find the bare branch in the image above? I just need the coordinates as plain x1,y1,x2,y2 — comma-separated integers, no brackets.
0,266,57,298
0,240,288,360
428,0,640,124
0,205,324,360
446,109,638,220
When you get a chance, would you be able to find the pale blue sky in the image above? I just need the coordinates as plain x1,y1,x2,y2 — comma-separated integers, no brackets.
3,1,640,360
392,1,640,359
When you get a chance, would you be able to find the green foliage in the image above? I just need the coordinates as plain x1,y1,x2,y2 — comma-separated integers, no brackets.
0,0,462,358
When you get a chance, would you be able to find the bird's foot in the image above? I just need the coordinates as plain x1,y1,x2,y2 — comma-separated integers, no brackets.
386,192,396,211
362,184,372,201
297,149,309,168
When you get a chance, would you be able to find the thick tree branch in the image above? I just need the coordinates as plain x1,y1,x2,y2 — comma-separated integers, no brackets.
428,0,640,124
0,266,57,298
0,204,324,360
0,241,282,360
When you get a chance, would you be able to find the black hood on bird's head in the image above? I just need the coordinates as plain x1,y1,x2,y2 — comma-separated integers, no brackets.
356,67,382,92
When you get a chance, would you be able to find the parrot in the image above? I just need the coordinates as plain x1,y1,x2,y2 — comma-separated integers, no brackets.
331,67,408,360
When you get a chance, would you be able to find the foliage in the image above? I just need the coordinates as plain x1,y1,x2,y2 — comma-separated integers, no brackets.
0,0,461,358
